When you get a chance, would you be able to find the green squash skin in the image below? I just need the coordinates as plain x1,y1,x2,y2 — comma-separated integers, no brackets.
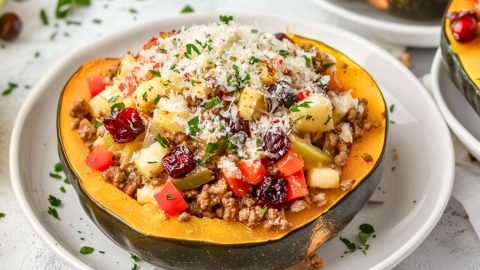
58,137,387,269
440,11,480,116
388,0,448,20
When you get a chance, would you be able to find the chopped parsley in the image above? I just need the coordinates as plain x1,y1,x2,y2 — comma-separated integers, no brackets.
185,43,201,58
111,102,125,112
249,56,261,64
80,246,94,255
279,50,290,57
2,82,19,96
47,207,59,220
259,207,267,215
358,223,375,244
289,101,312,112
0,212,5,219
149,70,161,77
322,62,336,69
108,95,119,103
188,116,200,136
166,194,176,200
154,134,169,148
181,5,194,14
48,195,62,207
54,163,64,172
55,0,91,19
64,178,71,184
65,20,81,26
228,64,250,90
340,237,357,253
60,186,66,193
389,104,395,113
49,172,62,179
204,96,220,109
40,9,49,25
324,114,332,125
219,15,234,24
153,95,161,105
131,253,140,262
205,142,219,154
303,55,312,68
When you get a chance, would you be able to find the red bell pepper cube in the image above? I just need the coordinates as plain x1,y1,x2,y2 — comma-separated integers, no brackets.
222,168,251,198
297,89,311,101
286,170,308,201
237,159,267,185
154,182,188,216
85,146,114,171
87,76,107,98
276,149,304,176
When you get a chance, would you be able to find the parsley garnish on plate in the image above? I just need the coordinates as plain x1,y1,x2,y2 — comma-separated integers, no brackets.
181,5,194,13
47,207,60,220
48,195,62,207
40,9,49,25
219,15,233,24
2,82,19,96
49,172,62,179
55,0,91,19
80,246,94,255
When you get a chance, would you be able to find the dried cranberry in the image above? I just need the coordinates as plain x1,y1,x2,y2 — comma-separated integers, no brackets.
103,108,145,143
263,128,290,161
226,116,249,134
449,12,478,43
162,146,196,178
266,80,298,111
0,12,22,41
274,33,293,43
255,175,288,207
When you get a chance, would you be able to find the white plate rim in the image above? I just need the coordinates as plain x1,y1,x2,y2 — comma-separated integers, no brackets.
310,0,439,34
9,13,454,270
430,49,480,158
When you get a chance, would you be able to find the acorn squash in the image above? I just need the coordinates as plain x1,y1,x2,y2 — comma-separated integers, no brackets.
368,0,449,19
441,0,480,116
57,34,388,269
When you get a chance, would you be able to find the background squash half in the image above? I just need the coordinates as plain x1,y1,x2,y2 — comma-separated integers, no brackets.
57,34,388,269
441,0,480,116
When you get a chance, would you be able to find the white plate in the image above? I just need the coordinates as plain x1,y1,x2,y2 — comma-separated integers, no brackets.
430,49,480,161
311,0,441,48
10,13,454,270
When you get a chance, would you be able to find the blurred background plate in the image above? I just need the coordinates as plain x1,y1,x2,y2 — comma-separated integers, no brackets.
431,49,480,160
311,0,441,47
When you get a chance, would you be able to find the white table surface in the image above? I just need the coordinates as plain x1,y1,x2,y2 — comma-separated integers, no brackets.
1,0,479,269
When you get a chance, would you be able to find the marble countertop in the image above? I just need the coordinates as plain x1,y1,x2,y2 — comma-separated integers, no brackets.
0,0,479,269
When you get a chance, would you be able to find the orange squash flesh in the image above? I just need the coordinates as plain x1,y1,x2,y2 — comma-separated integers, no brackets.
59,37,387,244
444,0,480,90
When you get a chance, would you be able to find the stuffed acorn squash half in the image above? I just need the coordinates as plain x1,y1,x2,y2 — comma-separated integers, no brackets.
441,0,480,115
58,21,388,269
